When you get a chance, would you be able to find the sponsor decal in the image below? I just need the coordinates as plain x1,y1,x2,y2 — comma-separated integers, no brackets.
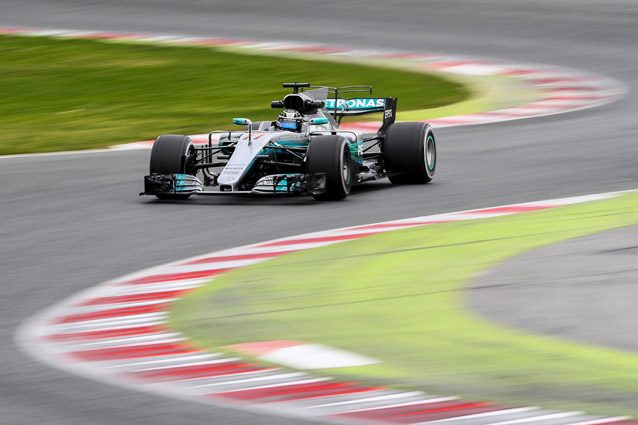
324,98,385,110
254,174,303,192
219,165,244,183
221,166,243,176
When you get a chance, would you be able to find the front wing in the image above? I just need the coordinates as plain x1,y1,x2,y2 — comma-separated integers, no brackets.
141,173,327,197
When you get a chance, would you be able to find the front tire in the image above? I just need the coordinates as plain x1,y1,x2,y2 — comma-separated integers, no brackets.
384,122,436,184
306,136,352,201
149,134,197,200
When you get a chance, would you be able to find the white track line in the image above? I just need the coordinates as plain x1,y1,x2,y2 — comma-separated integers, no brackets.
213,377,332,394
105,353,224,369
305,391,426,409
413,407,541,425
191,372,307,389
339,396,459,413
487,412,583,425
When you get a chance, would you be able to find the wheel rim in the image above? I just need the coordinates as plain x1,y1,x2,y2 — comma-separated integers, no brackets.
425,134,436,173
342,149,351,186
185,145,198,176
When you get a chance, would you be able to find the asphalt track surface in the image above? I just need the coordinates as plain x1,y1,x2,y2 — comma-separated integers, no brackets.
470,225,638,353
0,1,637,424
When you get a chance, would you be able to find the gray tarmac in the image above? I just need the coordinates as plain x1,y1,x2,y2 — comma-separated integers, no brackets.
470,225,638,353
0,1,637,424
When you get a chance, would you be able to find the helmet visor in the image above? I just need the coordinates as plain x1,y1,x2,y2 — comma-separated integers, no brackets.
279,121,298,131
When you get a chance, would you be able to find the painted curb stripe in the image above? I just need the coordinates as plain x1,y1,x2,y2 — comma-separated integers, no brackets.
131,362,266,380
122,268,236,285
17,190,638,424
182,250,299,265
215,381,377,402
76,289,190,306
45,325,169,342
68,342,198,361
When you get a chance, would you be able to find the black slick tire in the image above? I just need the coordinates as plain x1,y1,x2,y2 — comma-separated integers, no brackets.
384,122,436,184
306,135,352,201
149,134,196,200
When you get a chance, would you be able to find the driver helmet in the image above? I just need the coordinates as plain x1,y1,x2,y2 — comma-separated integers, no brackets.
277,109,303,132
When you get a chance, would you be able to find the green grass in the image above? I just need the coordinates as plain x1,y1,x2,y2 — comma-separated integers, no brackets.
170,192,638,417
0,35,468,154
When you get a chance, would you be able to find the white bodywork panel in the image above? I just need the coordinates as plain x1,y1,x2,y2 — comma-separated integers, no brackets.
217,132,283,190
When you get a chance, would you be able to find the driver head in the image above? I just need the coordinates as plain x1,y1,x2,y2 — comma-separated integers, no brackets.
277,109,303,132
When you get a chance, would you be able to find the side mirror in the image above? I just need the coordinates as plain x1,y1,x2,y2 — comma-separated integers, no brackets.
233,118,252,126
309,117,329,125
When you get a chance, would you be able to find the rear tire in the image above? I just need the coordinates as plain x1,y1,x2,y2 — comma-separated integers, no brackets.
384,122,436,184
149,134,197,200
307,136,352,201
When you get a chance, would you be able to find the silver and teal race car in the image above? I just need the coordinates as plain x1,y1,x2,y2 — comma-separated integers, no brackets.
141,82,436,201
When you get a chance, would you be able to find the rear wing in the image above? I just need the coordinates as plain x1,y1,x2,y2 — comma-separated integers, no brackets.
303,85,397,132
323,98,386,115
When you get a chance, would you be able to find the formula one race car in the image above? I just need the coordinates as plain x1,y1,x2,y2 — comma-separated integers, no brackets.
141,82,436,201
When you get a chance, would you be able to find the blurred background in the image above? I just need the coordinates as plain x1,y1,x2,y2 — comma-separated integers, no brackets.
0,1,637,424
